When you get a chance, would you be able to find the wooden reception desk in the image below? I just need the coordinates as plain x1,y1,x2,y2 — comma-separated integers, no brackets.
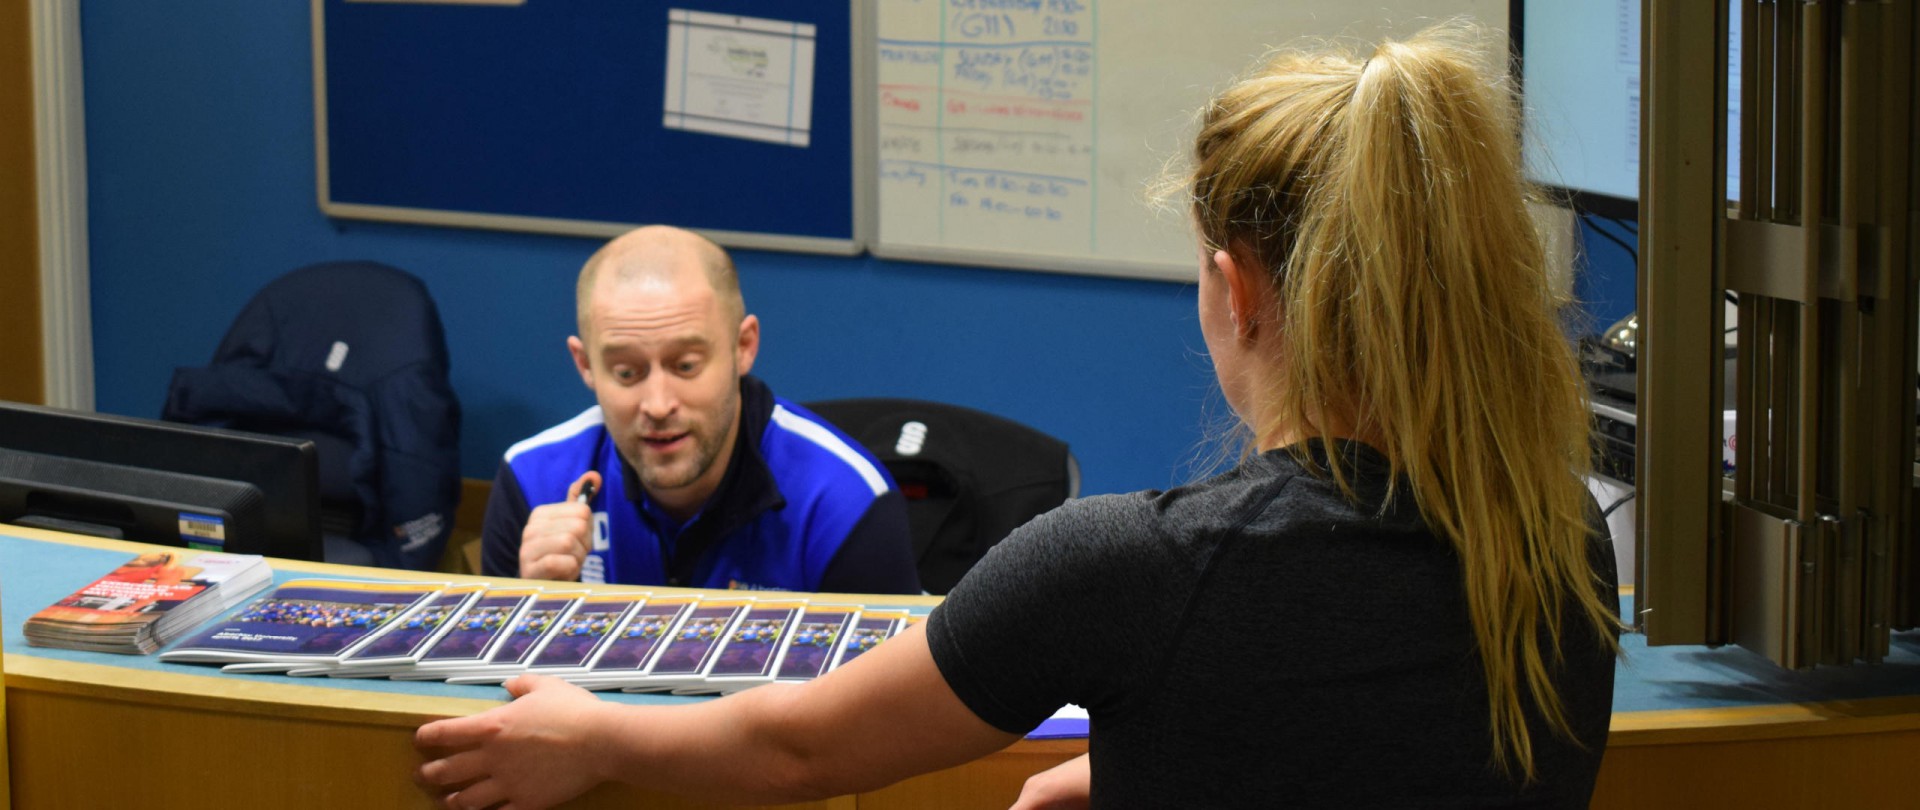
4,527,1918,809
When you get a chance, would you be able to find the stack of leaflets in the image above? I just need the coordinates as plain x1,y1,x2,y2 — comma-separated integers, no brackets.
430,589,594,684
551,599,914,695
562,595,704,690
382,586,546,680
612,596,762,694
298,584,489,678
440,591,640,685
25,551,272,655
158,579,447,672
158,579,923,695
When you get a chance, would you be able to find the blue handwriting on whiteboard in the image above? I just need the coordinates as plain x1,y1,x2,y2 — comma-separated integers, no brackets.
878,46,943,65
948,0,1043,12
948,192,1066,221
879,161,932,188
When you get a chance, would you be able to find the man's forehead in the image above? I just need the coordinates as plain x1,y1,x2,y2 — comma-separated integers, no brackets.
597,230,722,286
577,228,742,344
586,277,725,343
596,253,716,303
593,328,713,352
598,245,712,292
593,270,712,313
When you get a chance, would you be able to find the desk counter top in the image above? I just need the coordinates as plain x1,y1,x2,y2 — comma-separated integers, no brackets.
5,528,1918,808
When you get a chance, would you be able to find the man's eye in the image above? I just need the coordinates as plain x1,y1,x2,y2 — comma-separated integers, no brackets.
677,359,703,375
613,367,639,381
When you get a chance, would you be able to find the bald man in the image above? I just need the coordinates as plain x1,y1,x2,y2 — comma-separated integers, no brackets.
481,227,919,593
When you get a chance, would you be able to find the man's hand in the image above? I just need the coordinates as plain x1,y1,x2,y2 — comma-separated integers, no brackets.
1010,753,1091,810
415,674,615,810
518,471,600,581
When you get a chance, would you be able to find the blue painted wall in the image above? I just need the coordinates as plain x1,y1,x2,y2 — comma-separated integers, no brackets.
77,2,1635,498
78,1,1223,497
1573,215,1638,332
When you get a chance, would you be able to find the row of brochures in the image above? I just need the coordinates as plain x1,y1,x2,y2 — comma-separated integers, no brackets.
29,552,921,694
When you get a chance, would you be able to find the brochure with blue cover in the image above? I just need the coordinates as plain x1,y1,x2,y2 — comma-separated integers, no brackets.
158,579,443,669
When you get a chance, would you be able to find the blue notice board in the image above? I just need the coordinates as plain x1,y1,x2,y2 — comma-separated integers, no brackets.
315,0,859,253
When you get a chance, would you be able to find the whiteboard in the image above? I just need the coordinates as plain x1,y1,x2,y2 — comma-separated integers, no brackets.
868,0,1508,281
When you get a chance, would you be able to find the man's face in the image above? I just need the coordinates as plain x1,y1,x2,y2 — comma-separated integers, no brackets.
569,264,758,512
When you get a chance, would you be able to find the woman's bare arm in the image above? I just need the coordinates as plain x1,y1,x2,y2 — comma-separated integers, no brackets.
415,622,1023,809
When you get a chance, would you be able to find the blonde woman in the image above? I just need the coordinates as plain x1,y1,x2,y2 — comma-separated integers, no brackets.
415,25,1621,809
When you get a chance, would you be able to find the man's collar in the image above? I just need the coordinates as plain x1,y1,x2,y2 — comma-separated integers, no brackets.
713,375,786,533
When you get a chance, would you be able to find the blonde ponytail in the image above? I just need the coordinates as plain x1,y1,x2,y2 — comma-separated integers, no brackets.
1186,24,1622,780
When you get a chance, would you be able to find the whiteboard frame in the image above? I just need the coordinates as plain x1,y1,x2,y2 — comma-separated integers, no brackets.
310,0,868,256
869,242,1196,283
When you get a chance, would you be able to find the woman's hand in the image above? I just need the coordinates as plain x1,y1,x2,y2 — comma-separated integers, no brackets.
1009,753,1091,810
414,674,615,810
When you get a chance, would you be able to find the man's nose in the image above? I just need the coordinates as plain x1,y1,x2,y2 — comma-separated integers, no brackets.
637,373,678,421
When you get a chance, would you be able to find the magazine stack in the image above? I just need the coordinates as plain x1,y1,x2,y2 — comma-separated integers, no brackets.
25,551,272,655
159,578,920,695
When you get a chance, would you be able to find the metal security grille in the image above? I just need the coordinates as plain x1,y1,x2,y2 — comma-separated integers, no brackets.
1640,0,1920,668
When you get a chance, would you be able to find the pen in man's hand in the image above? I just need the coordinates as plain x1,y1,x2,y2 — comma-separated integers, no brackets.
577,478,597,505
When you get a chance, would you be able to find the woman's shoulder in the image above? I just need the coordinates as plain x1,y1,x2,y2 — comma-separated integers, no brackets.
1010,458,1301,556
1007,491,1163,552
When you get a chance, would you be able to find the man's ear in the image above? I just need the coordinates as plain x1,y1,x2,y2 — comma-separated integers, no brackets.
1212,248,1263,340
735,314,761,376
567,336,595,389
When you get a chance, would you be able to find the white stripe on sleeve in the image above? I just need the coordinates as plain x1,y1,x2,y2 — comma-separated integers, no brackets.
771,405,890,496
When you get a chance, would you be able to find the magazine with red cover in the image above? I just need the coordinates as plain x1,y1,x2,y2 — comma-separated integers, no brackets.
25,551,271,654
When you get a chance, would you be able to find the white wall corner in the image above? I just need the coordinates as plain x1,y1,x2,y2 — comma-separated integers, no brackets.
30,0,92,411
1527,199,1579,307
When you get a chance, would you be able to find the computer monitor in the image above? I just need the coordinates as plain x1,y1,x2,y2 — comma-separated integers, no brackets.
0,401,323,561
1515,0,1743,220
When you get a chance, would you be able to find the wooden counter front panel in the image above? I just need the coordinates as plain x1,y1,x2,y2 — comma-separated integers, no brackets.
860,740,1080,810
1590,727,1920,810
5,687,854,810
9,688,433,808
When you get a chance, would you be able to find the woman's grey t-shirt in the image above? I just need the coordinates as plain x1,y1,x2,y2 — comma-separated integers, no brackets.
927,442,1619,809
